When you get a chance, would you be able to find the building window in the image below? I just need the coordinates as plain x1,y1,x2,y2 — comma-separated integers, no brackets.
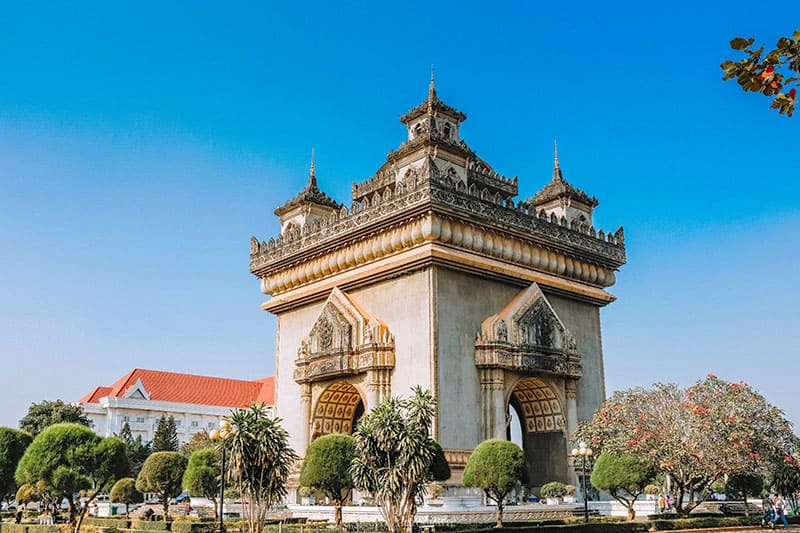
175,419,182,426
190,421,198,427
207,422,214,429
122,416,130,422
136,417,145,423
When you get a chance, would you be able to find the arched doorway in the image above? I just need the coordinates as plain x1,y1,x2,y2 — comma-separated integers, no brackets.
311,381,365,441
508,377,568,490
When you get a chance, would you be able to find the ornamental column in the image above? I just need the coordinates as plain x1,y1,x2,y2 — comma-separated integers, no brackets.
479,368,506,440
565,379,580,487
299,383,312,452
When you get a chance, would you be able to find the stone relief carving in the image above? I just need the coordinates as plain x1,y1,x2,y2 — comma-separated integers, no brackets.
294,287,395,384
475,283,582,380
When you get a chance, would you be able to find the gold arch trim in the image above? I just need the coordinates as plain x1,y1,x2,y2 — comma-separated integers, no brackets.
511,377,565,433
312,381,363,437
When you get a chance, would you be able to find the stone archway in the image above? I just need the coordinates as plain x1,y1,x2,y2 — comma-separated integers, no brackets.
508,377,568,490
311,381,365,441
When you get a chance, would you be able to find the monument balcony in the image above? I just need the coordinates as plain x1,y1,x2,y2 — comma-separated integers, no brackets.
474,344,582,379
294,346,395,384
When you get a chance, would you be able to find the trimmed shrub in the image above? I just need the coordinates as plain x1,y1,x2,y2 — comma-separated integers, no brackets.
130,520,171,531
540,481,568,498
83,518,131,528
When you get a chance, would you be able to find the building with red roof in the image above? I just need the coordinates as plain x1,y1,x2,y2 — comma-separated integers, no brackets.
79,368,274,441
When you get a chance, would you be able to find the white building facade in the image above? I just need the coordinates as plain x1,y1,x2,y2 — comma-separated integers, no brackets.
79,369,274,442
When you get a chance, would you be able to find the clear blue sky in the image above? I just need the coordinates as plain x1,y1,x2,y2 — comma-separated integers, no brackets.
1,1,798,429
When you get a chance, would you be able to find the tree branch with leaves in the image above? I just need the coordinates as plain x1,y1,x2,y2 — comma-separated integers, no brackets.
722,30,800,117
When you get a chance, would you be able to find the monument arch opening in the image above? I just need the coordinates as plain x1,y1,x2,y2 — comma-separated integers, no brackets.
508,377,568,490
311,380,365,440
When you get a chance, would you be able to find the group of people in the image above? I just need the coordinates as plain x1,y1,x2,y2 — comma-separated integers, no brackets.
13,502,60,525
762,494,791,530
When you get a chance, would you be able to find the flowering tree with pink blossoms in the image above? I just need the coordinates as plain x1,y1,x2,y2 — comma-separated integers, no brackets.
576,375,797,516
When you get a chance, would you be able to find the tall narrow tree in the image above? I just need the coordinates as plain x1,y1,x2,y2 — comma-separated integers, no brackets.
152,415,179,452
118,422,151,477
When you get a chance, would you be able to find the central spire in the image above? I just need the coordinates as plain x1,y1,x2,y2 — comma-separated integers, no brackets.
400,71,467,126
554,140,560,169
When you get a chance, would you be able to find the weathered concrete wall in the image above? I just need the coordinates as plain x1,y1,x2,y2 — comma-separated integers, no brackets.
274,301,326,455
545,292,605,422
350,269,433,396
434,267,520,449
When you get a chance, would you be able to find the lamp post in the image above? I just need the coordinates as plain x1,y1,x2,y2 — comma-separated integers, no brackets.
571,441,593,523
209,420,230,533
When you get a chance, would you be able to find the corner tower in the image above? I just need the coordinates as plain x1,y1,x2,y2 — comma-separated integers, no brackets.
250,83,626,495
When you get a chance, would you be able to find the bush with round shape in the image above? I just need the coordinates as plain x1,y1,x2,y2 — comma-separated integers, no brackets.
109,477,143,517
299,434,355,528
136,451,187,519
462,439,526,528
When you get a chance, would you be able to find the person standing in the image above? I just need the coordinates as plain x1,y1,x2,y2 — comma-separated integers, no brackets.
658,494,666,514
772,494,789,530
762,494,774,527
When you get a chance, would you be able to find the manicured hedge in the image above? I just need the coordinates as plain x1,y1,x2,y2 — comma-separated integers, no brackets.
0,525,61,533
82,518,131,529
170,522,217,533
432,523,646,533
131,520,170,531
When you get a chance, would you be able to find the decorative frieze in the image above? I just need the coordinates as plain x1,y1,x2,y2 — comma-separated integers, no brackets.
251,169,625,284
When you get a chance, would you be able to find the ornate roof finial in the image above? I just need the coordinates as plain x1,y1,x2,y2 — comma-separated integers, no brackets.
427,68,436,115
554,140,559,169
307,148,317,188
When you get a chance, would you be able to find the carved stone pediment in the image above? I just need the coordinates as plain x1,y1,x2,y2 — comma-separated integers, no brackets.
475,283,582,379
295,288,395,383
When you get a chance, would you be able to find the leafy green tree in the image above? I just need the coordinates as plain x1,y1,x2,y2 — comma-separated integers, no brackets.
299,434,355,528
225,404,297,533
109,477,143,517
576,375,797,516
721,30,800,117
19,400,92,437
183,448,220,519
724,472,763,516
590,453,655,520
152,415,179,453
462,439,526,528
181,430,213,457
351,388,441,533
0,428,32,507
135,451,187,519
771,458,800,514
15,423,128,531
118,422,152,478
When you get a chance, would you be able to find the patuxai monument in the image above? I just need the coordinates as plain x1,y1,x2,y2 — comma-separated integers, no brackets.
249,77,626,496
